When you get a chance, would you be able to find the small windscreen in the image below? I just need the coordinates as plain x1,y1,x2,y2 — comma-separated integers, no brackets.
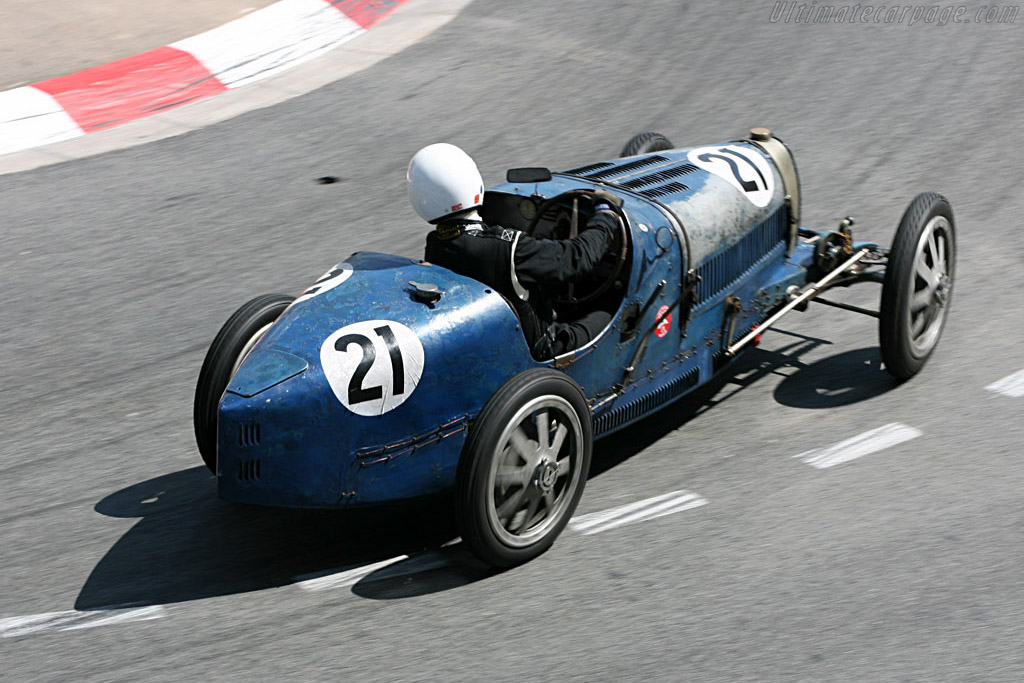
506,167,552,183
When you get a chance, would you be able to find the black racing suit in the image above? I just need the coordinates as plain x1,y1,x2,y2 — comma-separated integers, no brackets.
424,209,618,359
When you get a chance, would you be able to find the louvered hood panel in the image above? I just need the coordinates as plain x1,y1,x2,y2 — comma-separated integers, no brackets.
560,144,786,267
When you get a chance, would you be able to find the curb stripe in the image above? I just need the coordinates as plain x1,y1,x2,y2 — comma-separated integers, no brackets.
34,47,227,134
0,87,84,155
0,0,407,154
172,0,364,90
795,423,922,469
327,0,408,28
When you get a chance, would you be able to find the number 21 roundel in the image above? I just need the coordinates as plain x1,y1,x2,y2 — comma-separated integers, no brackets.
321,320,425,416
687,145,776,208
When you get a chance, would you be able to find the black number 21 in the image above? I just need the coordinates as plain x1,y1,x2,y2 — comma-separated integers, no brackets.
335,325,406,405
697,148,767,193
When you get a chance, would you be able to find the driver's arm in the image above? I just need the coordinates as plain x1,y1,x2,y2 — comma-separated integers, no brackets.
511,207,619,288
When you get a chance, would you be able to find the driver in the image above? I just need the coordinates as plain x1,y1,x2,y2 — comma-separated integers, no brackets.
408,143,618,360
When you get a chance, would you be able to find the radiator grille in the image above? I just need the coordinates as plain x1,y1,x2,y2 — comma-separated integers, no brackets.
695,207,788,306
594,367,700,436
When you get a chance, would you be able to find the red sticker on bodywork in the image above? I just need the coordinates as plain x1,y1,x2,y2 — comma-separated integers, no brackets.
450,203,463,212
655,305,672,338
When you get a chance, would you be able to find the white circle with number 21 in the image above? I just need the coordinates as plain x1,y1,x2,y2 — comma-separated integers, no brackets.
687,145,776,208
321,320,425,416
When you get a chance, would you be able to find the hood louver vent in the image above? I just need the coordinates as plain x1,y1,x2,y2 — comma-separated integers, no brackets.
564,161,614,176
562,157,694,199
582,155,670,179
639,182,690,198
620,163,698,189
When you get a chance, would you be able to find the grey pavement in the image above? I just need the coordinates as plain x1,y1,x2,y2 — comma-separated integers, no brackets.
0,0,275,89
1,0,1023,681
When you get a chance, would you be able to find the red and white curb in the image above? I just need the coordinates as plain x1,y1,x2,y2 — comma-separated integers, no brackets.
0,0,407,156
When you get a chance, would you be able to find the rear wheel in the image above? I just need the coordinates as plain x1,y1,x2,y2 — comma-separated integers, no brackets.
193,294,294,473
456,369,592,567
621,132,674,157
879,193,955,379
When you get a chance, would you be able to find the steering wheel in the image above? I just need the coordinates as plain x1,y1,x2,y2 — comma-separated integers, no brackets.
523,189,629,305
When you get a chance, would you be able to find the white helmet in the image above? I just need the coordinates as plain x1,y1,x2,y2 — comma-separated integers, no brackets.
407,143,485,223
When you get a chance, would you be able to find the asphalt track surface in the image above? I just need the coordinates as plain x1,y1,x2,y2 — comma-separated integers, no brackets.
2,1,1023,680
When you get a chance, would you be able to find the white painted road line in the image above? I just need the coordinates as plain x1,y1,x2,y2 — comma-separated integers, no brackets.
795,423,923,469
296,556,408,591
986,369,1024,398
569,490,708,536
0,606,166,639
297,492,714,587
295,551,451,592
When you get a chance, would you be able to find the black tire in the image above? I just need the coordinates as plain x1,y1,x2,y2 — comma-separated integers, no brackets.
621,132,675,157
879,193,955,380
193,294,294,473
456,369,592,567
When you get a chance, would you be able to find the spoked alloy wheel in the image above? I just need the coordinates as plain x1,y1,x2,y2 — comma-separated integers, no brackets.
880,193,956,379
904,215,953,354
487,396,583,547
457,370,592,567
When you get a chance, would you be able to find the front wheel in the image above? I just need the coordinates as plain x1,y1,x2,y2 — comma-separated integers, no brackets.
621,132,674,157
879,193,956,380
456,369,592,567
193,293,294,473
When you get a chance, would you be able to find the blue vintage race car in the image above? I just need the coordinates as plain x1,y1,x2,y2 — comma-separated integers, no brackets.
194,129,955,567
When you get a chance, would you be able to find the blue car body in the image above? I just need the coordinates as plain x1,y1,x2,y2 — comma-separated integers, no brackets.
216,138,873,508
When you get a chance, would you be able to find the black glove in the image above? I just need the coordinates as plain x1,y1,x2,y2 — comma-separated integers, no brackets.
591,189,624,209
585,208,621,237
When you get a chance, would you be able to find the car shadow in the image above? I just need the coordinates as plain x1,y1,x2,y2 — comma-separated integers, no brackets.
79,334,897,607
76,468,491,609
773,346,897,409
591,328,841,477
